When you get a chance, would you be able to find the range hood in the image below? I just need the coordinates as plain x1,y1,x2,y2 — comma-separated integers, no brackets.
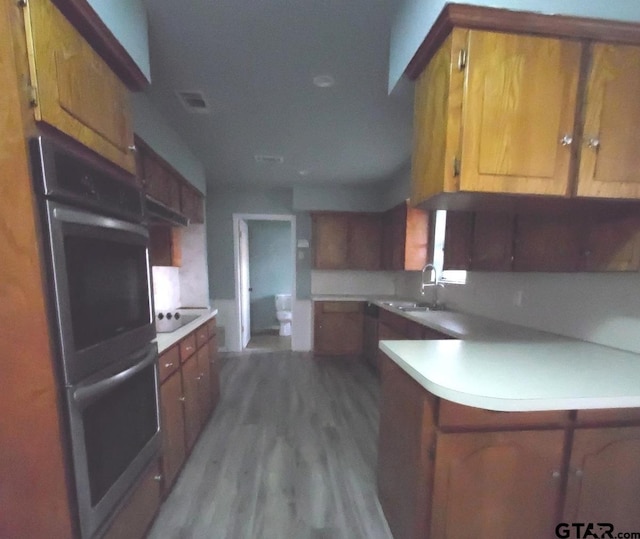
145,196,189,227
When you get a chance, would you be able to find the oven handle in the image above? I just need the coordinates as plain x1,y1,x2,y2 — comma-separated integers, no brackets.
53,205,148,239
72,346,157,406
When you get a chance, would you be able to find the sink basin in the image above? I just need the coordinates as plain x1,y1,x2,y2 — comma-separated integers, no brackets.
382,300,446,313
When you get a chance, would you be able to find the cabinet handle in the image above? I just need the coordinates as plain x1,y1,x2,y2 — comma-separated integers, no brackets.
128,144,138,153
586,137,600,150
560,134,573,146
164,362,174,368
551,471,561,479
153,474,163,482
179,396,186,402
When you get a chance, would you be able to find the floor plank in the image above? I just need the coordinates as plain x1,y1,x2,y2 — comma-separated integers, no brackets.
147,351,392,539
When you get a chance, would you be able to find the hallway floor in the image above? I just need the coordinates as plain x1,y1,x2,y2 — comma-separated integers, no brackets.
147,350,392,539
246,333,291,352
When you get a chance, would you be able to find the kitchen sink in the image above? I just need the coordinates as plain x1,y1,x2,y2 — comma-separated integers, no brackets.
382,301,445,312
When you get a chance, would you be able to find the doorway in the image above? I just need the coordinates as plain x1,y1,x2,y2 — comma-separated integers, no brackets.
233,214,296,352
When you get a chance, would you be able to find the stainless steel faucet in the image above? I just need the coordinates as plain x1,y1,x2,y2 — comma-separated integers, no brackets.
420,263,444,309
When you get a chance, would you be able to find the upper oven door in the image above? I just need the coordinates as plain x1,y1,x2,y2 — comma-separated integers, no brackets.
45,200,154,384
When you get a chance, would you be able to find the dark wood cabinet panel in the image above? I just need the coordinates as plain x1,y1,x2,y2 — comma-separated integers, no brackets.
443,211,473,270
159,370,186,493
149,225,181,267
181,183,204,224
182,354,201,451
564,427,640,529
378,354,437,539
348,214,382,270
514,213,582,271
196,344,212,424
431,430,565,539
582,210,640,271
471,211,515,271
209,332,221,411
312,213,349,269
313,301,364,357
382,202,429,271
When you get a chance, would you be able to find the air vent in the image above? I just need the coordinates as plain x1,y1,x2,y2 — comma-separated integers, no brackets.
254,154,284,164
176,91,211,114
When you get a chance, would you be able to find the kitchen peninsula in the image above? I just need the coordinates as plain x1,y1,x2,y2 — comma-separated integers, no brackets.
374,303,640,539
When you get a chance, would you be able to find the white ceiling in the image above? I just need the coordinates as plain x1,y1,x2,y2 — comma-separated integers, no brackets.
141,0,414,188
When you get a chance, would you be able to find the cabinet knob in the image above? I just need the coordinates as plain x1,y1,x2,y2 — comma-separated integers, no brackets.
179,396,186,402
164,362,174,368
560,134,573,146
551,470,561,479
586,137,601,150
128,144,138,153
153,474,163,482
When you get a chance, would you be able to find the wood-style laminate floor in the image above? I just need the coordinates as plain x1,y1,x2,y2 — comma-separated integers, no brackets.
147,350,393,539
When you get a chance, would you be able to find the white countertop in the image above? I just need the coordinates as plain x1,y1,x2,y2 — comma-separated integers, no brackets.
311,295,640,413
380,339,640,412
154,308,218,353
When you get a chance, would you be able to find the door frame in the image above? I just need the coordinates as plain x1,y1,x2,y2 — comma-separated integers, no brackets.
232,213,297,351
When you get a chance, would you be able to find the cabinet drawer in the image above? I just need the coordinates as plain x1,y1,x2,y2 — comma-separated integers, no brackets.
207,317,217,337
179,333,197,362
158,345,180,384
318,301,363,313
196,325,209,349
439,400,570,430
575,408,640,426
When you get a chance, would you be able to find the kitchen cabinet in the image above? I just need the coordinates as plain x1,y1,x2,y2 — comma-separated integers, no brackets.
381,202,429,271
311,212,382,270
196,343,213,423
377,353,640,539
23,0,136,174
313,301,364,357
159,368,186,494
471,211,515,271
411,18,640,205
564,427,640,530
443,211,473,270
431,430,565,539
208,318,221,410
182,352,201,451
102,459,162,539
149,225,182,267
582,209,640,271
577,43,640,199
377,355,436,539
362,303,379,372
181,182,205,224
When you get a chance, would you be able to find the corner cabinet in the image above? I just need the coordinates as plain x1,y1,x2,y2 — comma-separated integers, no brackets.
412,22,640,204
23,0,135,173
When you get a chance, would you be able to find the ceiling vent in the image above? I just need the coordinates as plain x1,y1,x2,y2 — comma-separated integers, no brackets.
254,154,284,164
176,91,211,113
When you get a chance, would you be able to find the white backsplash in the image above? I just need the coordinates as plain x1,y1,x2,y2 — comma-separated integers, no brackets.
311,270,398,296
394,270,640,354
152,266,180,311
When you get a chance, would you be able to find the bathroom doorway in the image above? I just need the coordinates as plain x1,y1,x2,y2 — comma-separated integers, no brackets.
232,214,296,352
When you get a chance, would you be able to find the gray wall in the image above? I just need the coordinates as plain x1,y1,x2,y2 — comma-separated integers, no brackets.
248,221,293,333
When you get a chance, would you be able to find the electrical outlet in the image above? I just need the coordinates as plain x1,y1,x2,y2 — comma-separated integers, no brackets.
513,290,524,307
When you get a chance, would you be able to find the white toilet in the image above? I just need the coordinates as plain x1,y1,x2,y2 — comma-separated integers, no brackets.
275,294,292,336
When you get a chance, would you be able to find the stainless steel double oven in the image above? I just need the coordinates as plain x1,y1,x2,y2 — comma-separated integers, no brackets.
30,137,160,538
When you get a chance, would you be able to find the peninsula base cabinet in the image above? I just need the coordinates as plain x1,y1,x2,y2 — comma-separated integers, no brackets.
377,353,640,539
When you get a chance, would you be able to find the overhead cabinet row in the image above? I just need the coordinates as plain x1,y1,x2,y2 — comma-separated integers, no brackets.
412,27,640,205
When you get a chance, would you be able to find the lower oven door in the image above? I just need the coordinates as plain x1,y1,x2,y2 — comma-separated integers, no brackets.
67,343,160,538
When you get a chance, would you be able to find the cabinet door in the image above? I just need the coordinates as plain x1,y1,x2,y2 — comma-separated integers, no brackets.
182,355,200,451
578,44,640,199
412,29,467,205
102,460,161,539
471,212,514,271
583,210,640,271
513,213,582,272
197,343,212,423
564,427,640,530
443,211,473,270
461,31,581,196
378,354,437,539
159,370,186,492
313,302,363,356
181,183,205,224
24,1,135,173
209,332,221,410
431,430,565,539
312,214,349,269
348,214,382,270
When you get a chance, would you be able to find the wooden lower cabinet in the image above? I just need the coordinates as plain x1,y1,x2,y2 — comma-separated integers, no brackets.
431,430,565,539
197,343,212,421
564,427,640,530
102,460,162,539
182,353,201,451
313,301,364,357
159,369,186,493
377,353,640,539
209,331,221,410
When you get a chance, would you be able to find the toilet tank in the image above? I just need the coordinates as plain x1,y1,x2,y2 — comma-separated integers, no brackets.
275,294,291,311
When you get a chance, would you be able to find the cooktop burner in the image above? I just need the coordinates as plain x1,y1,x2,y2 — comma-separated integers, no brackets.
154,312,200,333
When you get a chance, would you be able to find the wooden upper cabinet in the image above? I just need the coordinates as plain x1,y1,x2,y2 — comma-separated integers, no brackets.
460,31,580,197
577,43,640,199
582,209,640,271
412,29,581,204
471,212,515,271
443,211,473,270
349,214,382,270
24,0,135,174
181,183,205,224
382,202,429,271
312,213,349,269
